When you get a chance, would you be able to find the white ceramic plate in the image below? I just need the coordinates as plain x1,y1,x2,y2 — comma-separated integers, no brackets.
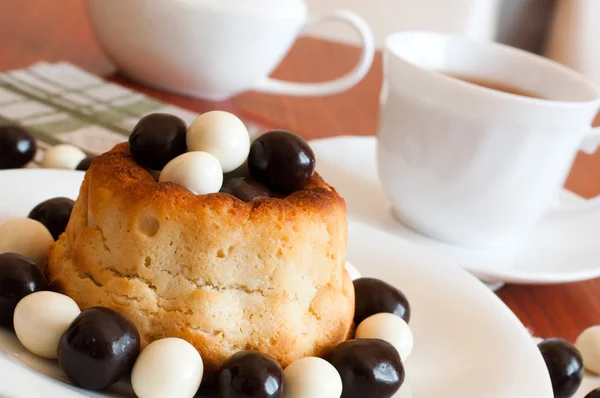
0,169,552,397
312,136,600,284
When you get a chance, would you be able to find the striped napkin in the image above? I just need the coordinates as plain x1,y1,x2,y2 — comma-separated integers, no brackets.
0,62,262,166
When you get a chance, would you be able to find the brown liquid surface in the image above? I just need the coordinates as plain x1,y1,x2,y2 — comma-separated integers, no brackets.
445,73,546,99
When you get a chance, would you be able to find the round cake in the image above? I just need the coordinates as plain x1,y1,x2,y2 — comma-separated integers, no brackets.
46,143,354,381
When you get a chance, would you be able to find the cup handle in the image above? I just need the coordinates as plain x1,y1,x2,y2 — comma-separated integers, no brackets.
551,126,600,214
581,126,600,154
251,10,375,97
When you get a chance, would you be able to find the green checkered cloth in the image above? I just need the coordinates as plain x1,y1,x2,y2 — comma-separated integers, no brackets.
0,62,262,167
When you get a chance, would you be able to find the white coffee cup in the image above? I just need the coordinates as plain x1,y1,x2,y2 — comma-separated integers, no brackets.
378,31,600,248
86,0,375,101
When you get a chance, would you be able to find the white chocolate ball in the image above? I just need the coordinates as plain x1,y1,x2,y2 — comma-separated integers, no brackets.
41,144,87,170
159,152,223,195
187,111,250,173
355,313,414,361
345,260,361,281
576,326,600,375
0,218,54,267
283,357,342,398
131,338,203,398
13,291,80,359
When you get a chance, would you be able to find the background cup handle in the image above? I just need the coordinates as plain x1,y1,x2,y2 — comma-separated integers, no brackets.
252,10,375,97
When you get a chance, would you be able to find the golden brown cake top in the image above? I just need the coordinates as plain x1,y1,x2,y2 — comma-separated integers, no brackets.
91,142,346,218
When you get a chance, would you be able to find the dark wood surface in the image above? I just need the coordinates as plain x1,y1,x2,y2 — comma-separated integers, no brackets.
2,0,600,343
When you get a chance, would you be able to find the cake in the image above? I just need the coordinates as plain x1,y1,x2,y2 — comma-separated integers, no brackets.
46,142,354,380
1,112,413,397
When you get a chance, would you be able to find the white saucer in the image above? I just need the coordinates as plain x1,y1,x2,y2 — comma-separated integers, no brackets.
311,136,600,284
0,169,552,397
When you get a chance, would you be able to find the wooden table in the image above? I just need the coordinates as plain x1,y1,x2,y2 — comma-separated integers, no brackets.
2,0,600,342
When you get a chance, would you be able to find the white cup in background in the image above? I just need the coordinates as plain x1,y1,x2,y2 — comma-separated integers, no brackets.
378,31,600,248
86,0,375,101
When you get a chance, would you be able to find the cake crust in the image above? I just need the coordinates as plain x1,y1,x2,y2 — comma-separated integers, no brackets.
47,143,354,381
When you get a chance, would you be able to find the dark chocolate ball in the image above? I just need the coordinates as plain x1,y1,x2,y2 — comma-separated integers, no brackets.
223,161,250,180
0,125,36,169
353,278,411,325
0,253,48,328
538,338,583,398
248,131,315,195
129,113,187,170
58,307,141,390
220,178,271,202
76,156,94,171
218,350,283,398
326,339,404,398
585,388,600,398
28,197,75,240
